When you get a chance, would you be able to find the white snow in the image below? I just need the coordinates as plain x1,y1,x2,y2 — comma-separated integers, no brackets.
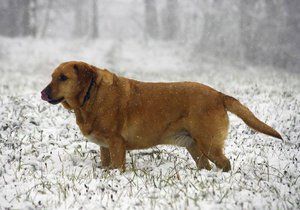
0,37,299,209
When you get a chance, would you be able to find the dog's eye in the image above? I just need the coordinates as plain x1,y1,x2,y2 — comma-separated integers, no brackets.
59,74,68,81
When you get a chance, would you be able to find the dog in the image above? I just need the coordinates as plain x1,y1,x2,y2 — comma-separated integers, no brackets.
41,61,282,172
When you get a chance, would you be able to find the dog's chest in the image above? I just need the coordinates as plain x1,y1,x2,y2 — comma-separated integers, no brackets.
85,134,108,147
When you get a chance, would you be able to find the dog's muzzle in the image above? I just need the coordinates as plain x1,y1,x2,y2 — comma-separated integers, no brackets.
41,86,64,104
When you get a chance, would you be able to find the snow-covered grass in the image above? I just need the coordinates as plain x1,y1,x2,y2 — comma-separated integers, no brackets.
0,38,299,209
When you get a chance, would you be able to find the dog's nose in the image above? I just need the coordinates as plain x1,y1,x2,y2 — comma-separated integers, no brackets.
41,90,49,101
41,85,52,101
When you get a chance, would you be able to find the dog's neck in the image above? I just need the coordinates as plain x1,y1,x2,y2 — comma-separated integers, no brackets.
81,78,95,107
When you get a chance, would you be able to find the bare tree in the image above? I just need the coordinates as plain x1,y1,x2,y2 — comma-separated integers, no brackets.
0,1,11,36
239,0,256,64
144,0,159,39
199,1,226,57
22,0,30,36
162,0,179,40
7,0,20,37
21,0,37,37
74,0,86,38
283,0,300,71
91,0,99,39
40,0,53,37
30,0,37,37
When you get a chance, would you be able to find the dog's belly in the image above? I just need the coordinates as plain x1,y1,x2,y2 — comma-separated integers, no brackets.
163,132,195,147
85,134,108,148
85,129,194,149
123,135,156,149
123,130,195,149
121,115,194,149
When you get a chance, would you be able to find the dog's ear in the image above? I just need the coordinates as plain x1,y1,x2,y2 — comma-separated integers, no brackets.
100,69,114,85
74,64,96,83
73,63,97,106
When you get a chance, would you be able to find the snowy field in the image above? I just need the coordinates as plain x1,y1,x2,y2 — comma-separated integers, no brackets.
0,38,299,209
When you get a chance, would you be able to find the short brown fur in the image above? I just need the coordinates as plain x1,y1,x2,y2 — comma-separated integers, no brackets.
42,61,282,172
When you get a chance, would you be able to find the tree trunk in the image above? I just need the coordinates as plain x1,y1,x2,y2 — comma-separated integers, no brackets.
239,0,256,64
144,0,159,39
74,0,85,38
30,0,37,37
162,0,179,40
41,0,53,37
283,0,300,71
8,0,20,37
22,0,37,37
91,0,99,39
22,0,31,36
199,1,222,56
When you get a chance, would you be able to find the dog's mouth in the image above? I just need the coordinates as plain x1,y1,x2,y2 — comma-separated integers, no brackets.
41,91,64,104
48,97,64,104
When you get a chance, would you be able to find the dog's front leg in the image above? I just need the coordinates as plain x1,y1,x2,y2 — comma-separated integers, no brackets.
100,147,111,167
108,136,126,171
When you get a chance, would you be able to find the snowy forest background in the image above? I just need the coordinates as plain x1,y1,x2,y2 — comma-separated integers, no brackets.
0,0,300,72
0,1,299,209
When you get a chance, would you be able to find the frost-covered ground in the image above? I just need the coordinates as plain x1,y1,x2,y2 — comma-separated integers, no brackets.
0,38,299,209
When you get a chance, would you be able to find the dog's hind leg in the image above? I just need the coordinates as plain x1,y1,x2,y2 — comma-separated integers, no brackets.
203,145,231,172
189,109,231,172
192,134,231,172
186,142,212,170
162,131,212,170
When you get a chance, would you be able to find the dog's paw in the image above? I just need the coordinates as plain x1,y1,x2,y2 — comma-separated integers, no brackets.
108,164,125,172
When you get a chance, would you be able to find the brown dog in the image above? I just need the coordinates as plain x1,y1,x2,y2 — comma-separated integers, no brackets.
41,61,282,172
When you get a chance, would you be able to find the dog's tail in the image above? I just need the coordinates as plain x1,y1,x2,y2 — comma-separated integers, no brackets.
223,94,282,140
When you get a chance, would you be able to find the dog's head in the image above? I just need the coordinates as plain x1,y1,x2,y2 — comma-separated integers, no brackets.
41,61,114,109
